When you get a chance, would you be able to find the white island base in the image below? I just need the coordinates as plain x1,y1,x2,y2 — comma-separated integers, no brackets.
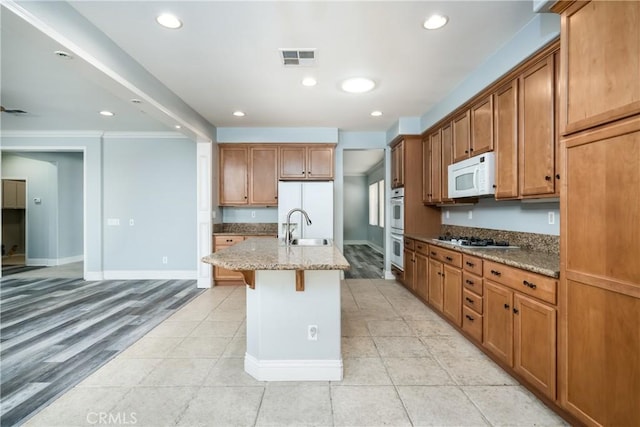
244,269,342,381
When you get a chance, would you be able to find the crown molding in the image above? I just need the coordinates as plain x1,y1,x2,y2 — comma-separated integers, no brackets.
0,130,103,138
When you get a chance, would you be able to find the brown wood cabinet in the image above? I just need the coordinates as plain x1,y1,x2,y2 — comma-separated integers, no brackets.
391,140,404,188
470,95,494,156
2,180,26,209
219,146,249,205
519,56,556,198
428,257,444,312
279,145,334,180
425,245,463,327
441,124,454,203
462,255,484,343
422,131,442,204
213,235,246,283
442,264,462,327
249,146,278,205
483,260,558,400
494,79,519,199
556,1,640,136
414,243,429,301
452,110,471,163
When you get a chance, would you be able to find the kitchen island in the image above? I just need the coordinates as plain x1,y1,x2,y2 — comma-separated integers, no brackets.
202,238,350,381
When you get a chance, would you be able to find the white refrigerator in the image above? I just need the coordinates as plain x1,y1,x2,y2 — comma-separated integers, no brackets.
277,181,334,240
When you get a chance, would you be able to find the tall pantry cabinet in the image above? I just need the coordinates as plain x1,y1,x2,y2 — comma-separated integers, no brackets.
552,1,640,426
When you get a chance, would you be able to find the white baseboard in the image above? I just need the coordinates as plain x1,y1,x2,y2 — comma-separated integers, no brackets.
85,271,104,281
197,277,213,288
384,270,395,280
244,353,343,381
102,270,198,280
27,255,83,267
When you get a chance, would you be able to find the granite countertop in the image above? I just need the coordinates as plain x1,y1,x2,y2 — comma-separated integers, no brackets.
213,222,278,236
202,238,350,271
405,234,560,278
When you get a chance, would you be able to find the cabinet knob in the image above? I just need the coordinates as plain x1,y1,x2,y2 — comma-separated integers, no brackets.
513,308,519,314
492,184,497,188
431,252,436,256
465,297,474,303
555,174,560,180
465,314,475,322
545,175,552,181
470,148,474,152
465,279,474,285
275,196,278,199
504,303,510,310
244,196,248,199
465,150,469,154
445,256,453,261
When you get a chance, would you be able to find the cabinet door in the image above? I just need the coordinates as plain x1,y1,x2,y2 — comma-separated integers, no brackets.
2,180,17,208
428,259,443,312
403,249,415,291
470,95,494,156
307,146,334,180
15,181,26,209
519,56,555,197
391,140,405,188
421,136,431,203
415,252,429,301
494,79,519,199
559,1,640,134
442,264,462,327
441,123,453,202
213,236,245,282
280,146,307,179
220,146,248,205
452,110,471,162
483,281,513,365
249,146,278,205
513,294,556,400
430,131,442,203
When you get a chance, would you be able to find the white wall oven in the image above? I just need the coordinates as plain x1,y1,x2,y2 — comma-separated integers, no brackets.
390,187,404,269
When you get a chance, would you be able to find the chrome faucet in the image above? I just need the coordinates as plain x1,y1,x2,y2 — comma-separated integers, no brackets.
285,208,312,245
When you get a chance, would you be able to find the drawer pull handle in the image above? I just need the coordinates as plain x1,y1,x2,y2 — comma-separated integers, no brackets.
513,308,519,314
523,280,537,289
504,303,510,310
465,297,474,303
491,270,502,276
465,280,474,285
445,256,453,261
431,252,437,256
466,261,475,267
465,314,475,321
417,245,423,249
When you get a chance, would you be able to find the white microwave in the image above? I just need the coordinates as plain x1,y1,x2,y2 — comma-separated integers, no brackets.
448,152,496,198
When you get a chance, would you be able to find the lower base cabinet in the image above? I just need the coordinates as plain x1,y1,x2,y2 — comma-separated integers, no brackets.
442,264,462,327
213,235,276,284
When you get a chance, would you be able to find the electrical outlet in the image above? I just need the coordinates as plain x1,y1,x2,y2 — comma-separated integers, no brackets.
548,212,555,225
468,211,473,220
162,256,168,264
308,325,318,341
129,219,135,226
251,211,256,218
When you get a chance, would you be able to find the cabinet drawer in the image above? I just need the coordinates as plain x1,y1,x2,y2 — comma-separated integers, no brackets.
404,238,415,251
214,235,245,247
462,306,483,343
414,240,429,256
484,260,557,305
463,272,483,296
463,255,483,276
463,289,483,314
428,245,462,268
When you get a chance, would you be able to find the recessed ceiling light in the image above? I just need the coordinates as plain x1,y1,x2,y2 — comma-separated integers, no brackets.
233,111,245,117
302,77,317,87
174,125,182,129
99,110,114,117
54,50,73,60
423,14,448,30
371,111,383,117
156,13,182,29
341,77,376,94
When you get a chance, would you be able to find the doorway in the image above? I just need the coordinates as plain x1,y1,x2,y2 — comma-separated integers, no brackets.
342,149,385,279
2,179,27,273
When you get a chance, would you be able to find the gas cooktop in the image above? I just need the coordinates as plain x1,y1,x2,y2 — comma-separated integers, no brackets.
437,236,519,249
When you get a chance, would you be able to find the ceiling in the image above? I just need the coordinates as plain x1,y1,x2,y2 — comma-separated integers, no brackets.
1,1,539,135
343,149,384,176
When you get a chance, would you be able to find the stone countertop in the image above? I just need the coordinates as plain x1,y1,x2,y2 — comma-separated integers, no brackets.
405,234,560,278
214,231,277,236
202,238,350,271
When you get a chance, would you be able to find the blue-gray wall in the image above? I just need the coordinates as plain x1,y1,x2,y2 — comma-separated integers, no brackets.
222,207,278,223
343,175,368,242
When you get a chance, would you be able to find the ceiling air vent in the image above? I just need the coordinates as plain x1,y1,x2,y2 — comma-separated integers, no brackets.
279,49,316,66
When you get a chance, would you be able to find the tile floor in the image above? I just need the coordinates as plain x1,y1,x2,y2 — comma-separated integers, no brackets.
23,279,567,427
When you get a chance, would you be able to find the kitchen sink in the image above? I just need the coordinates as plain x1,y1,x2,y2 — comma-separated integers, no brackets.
290,238,331,246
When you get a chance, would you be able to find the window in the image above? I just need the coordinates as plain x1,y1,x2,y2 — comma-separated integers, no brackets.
369,180,385,228
369,182,378,226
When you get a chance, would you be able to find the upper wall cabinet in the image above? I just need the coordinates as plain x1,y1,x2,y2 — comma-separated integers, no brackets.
452,110,471,163
519,55,557,198
422,130,442,204
557,1,640,135
494,79,519,200
279,145,335,180
219,144,279,206
470,94,495,156
2,180,26,209
391,139,404,188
